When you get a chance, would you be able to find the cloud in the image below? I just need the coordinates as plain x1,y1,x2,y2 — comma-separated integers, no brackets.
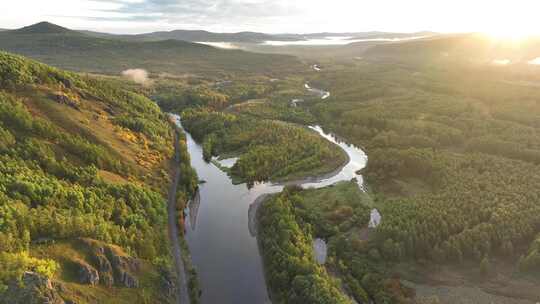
5,0,540,35
121,68,150,85
91,0,303,28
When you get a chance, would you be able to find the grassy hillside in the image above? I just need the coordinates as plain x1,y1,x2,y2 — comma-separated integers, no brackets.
0,52,194,303
0,22,304,77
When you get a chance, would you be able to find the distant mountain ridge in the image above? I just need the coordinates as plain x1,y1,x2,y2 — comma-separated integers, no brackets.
1,21,437,44
135,30,288,43
20,22,434,43
0,22,303,76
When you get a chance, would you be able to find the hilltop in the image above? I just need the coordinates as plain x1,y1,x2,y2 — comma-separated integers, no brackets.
12,21,73,34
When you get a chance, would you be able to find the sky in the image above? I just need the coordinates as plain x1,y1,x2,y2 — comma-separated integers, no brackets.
1,0,540,35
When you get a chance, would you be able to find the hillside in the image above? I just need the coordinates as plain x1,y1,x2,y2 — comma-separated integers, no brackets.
0,52,195,303
0,22,304,76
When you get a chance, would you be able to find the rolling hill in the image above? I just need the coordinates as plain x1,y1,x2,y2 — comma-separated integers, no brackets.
135,30,288,43
80,28,432,43
80,28,293,43
0,22,304,76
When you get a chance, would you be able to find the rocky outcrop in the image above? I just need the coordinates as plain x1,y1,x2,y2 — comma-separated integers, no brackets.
105,246,140,288
117,271,139,289
95,252,114,287
52,93,80,110
79,238,140,289
75,261,99,286
0,272,65,304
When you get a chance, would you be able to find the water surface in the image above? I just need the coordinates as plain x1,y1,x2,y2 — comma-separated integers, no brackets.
174,95,368,303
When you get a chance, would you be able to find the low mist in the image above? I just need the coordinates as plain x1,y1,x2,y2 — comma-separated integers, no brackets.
121,69,150,85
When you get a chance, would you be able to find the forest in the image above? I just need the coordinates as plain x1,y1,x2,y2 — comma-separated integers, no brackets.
259,182,415,304
0,52,186,302
258,186,353,304
180,107,346,184
295,59,540,300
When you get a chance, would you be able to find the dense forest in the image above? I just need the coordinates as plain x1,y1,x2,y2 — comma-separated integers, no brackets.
258,186,353,304
0,52,188,303
153,75,314,125
299,59,540,300
180,107,346,184
259,182,416,304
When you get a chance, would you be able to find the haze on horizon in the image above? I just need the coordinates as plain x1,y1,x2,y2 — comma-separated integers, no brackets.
1,0,540,37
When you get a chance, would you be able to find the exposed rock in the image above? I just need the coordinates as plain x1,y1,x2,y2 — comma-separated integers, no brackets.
24,271,54,290
52,93,80,110
75,261,99,286
106,246,140,288
118,271,139,288
78,238,141,289
95,253,114,287
0,272,65,304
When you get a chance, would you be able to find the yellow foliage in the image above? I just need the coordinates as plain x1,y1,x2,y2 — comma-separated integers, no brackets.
0,251,59,284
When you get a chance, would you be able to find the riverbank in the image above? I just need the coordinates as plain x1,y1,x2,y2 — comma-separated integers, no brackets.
256,188,353,303
181,108,348,186
218,137,350,187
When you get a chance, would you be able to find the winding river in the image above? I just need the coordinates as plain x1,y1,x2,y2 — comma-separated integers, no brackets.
174,85,367,303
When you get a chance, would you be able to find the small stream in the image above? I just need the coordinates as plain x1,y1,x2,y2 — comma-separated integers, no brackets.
305,83,331,99
175,82,367,303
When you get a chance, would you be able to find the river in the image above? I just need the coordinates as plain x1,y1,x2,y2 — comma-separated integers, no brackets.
174,83,367,303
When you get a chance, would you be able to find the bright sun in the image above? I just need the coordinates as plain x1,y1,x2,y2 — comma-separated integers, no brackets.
480,3,540,41
484,22,537,41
